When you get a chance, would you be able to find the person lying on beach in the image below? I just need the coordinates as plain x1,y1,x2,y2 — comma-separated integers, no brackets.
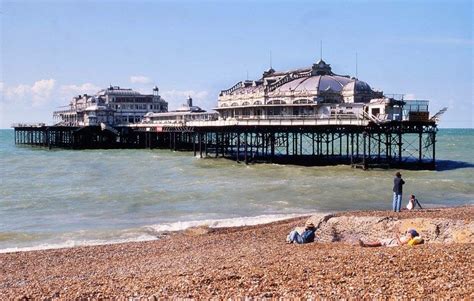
286,221,316,244
359,229,423,247
406,194,423,210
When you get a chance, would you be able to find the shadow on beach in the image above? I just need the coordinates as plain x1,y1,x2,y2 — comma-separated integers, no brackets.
436,159,474,171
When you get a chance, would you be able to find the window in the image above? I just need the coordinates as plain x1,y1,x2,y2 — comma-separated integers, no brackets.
268,99,286,105
293,99,312,104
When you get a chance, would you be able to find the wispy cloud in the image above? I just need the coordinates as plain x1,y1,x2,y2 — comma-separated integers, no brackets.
162,90,209,100
60,83,101,97
130,75,152,84
4,79,56,107
160,90,209,109
1,80,103,108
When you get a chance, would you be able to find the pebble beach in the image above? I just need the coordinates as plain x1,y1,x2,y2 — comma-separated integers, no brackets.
1,206,473,299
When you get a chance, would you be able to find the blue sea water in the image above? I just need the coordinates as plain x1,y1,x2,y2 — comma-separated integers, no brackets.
0,128,473,252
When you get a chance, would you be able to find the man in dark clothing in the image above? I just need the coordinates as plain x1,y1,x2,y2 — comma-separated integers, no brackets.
392,171,405,212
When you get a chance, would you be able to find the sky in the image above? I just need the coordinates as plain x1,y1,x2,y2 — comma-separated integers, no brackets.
0,0,472,128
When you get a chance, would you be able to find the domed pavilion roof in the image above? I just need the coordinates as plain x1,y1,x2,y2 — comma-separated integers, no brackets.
342,80,373,93
274,75,353,94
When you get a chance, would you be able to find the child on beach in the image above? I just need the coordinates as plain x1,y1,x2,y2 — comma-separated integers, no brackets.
286,221,317,244
359,229,423,247
406,194,423,210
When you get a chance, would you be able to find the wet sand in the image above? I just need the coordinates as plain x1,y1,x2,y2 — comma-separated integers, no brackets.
1,206,473,299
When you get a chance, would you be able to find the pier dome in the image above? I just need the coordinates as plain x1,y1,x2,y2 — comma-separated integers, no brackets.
274,75,353,94
218,57,384,109
342,80,372,93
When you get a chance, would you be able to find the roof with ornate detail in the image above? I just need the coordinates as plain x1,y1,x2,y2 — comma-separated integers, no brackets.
218,58,382,106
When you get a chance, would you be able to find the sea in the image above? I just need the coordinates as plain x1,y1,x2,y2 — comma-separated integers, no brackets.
0,128,473,253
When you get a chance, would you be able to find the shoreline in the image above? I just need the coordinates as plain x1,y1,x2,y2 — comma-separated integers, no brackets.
2,204,471,255
1,206,473,298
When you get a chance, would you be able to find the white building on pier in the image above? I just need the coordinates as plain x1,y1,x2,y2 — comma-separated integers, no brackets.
215,58,430,124
53,85,168,126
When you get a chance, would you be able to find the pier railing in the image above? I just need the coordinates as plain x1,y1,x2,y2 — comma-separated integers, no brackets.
11,123,46,128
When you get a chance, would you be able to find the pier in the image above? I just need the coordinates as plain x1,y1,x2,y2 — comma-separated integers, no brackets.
13,120,437,169
12,57,442,169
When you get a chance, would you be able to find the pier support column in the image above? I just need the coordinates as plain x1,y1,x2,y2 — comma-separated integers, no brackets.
419,131,423,163
363,132,367,169
432,131,436,166
215,132,219,158
244,132,248,164
270,133,275,162
236,133,240,163
199,133,203,158
398,132,402,163
204,133,208,157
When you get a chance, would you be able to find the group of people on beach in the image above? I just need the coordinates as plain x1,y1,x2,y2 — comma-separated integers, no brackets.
286,222,424,248
286,171,425,247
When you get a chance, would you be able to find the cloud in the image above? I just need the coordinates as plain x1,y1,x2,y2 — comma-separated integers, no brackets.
5,84,31,98
4,79,56,107
404,93,416,100
60,83,101,97
161,89,209,104
0,82,4,93
2,80,103,108
130,75,152,84
161,89,209,101
31,78,56,99
160,89,213,110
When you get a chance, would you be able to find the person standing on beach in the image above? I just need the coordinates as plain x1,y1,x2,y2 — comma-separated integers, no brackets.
392,171,405,212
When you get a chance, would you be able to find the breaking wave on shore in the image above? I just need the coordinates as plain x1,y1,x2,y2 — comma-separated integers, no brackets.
0,213,308,253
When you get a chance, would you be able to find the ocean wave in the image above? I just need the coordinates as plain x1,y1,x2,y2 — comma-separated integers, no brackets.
145,213,308,233
0,213,311,253
0,234,157,254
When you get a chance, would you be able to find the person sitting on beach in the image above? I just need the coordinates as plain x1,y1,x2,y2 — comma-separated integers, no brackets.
406,194,423,210
359,229,423,247
286,221,316,244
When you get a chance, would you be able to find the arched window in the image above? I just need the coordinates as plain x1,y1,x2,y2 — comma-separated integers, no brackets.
220,103,228,107
242,101,250,106
267,99,286,104
293,99,313,104
253,101,262,105
231,102,238,107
